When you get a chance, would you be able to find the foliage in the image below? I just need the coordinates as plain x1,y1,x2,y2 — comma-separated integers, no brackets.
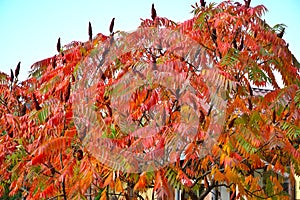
0,0,300,199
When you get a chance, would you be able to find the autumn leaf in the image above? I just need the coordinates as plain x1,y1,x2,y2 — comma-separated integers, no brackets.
115,177,123,193
103,172,113,188
0,1,299,200
134,172,147,191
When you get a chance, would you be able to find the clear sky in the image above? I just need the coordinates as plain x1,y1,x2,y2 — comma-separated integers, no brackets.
0,0,299,81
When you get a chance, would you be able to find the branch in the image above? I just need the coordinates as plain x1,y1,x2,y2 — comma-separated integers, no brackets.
136,192,145,200
198,185,214,200
205,17,222,60
198,42,215,53
59,152,67,200
186,163,222,187
245,188,284,199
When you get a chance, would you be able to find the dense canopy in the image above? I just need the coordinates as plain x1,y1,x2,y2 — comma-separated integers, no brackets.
0,1,300,199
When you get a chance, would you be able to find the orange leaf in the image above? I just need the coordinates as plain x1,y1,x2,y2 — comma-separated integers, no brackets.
103,172,113,187
134,172,147,191
154,171,163,192
31,153,46,165
64,129,77,137
115,177,123,193
100,189,107,200
212,168,226,183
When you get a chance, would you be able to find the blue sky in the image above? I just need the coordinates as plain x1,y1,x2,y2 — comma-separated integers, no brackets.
0,0,299,81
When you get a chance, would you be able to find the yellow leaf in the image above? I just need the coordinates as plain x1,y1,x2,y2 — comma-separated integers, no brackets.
220,153,225,165
223,144,231,155
100,189,107,200
115,177,123,193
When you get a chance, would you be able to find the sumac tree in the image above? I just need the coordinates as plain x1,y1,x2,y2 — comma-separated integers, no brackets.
0,1,300,200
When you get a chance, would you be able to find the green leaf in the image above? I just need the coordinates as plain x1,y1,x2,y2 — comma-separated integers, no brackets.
37,107,49,123
281,121,300,140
